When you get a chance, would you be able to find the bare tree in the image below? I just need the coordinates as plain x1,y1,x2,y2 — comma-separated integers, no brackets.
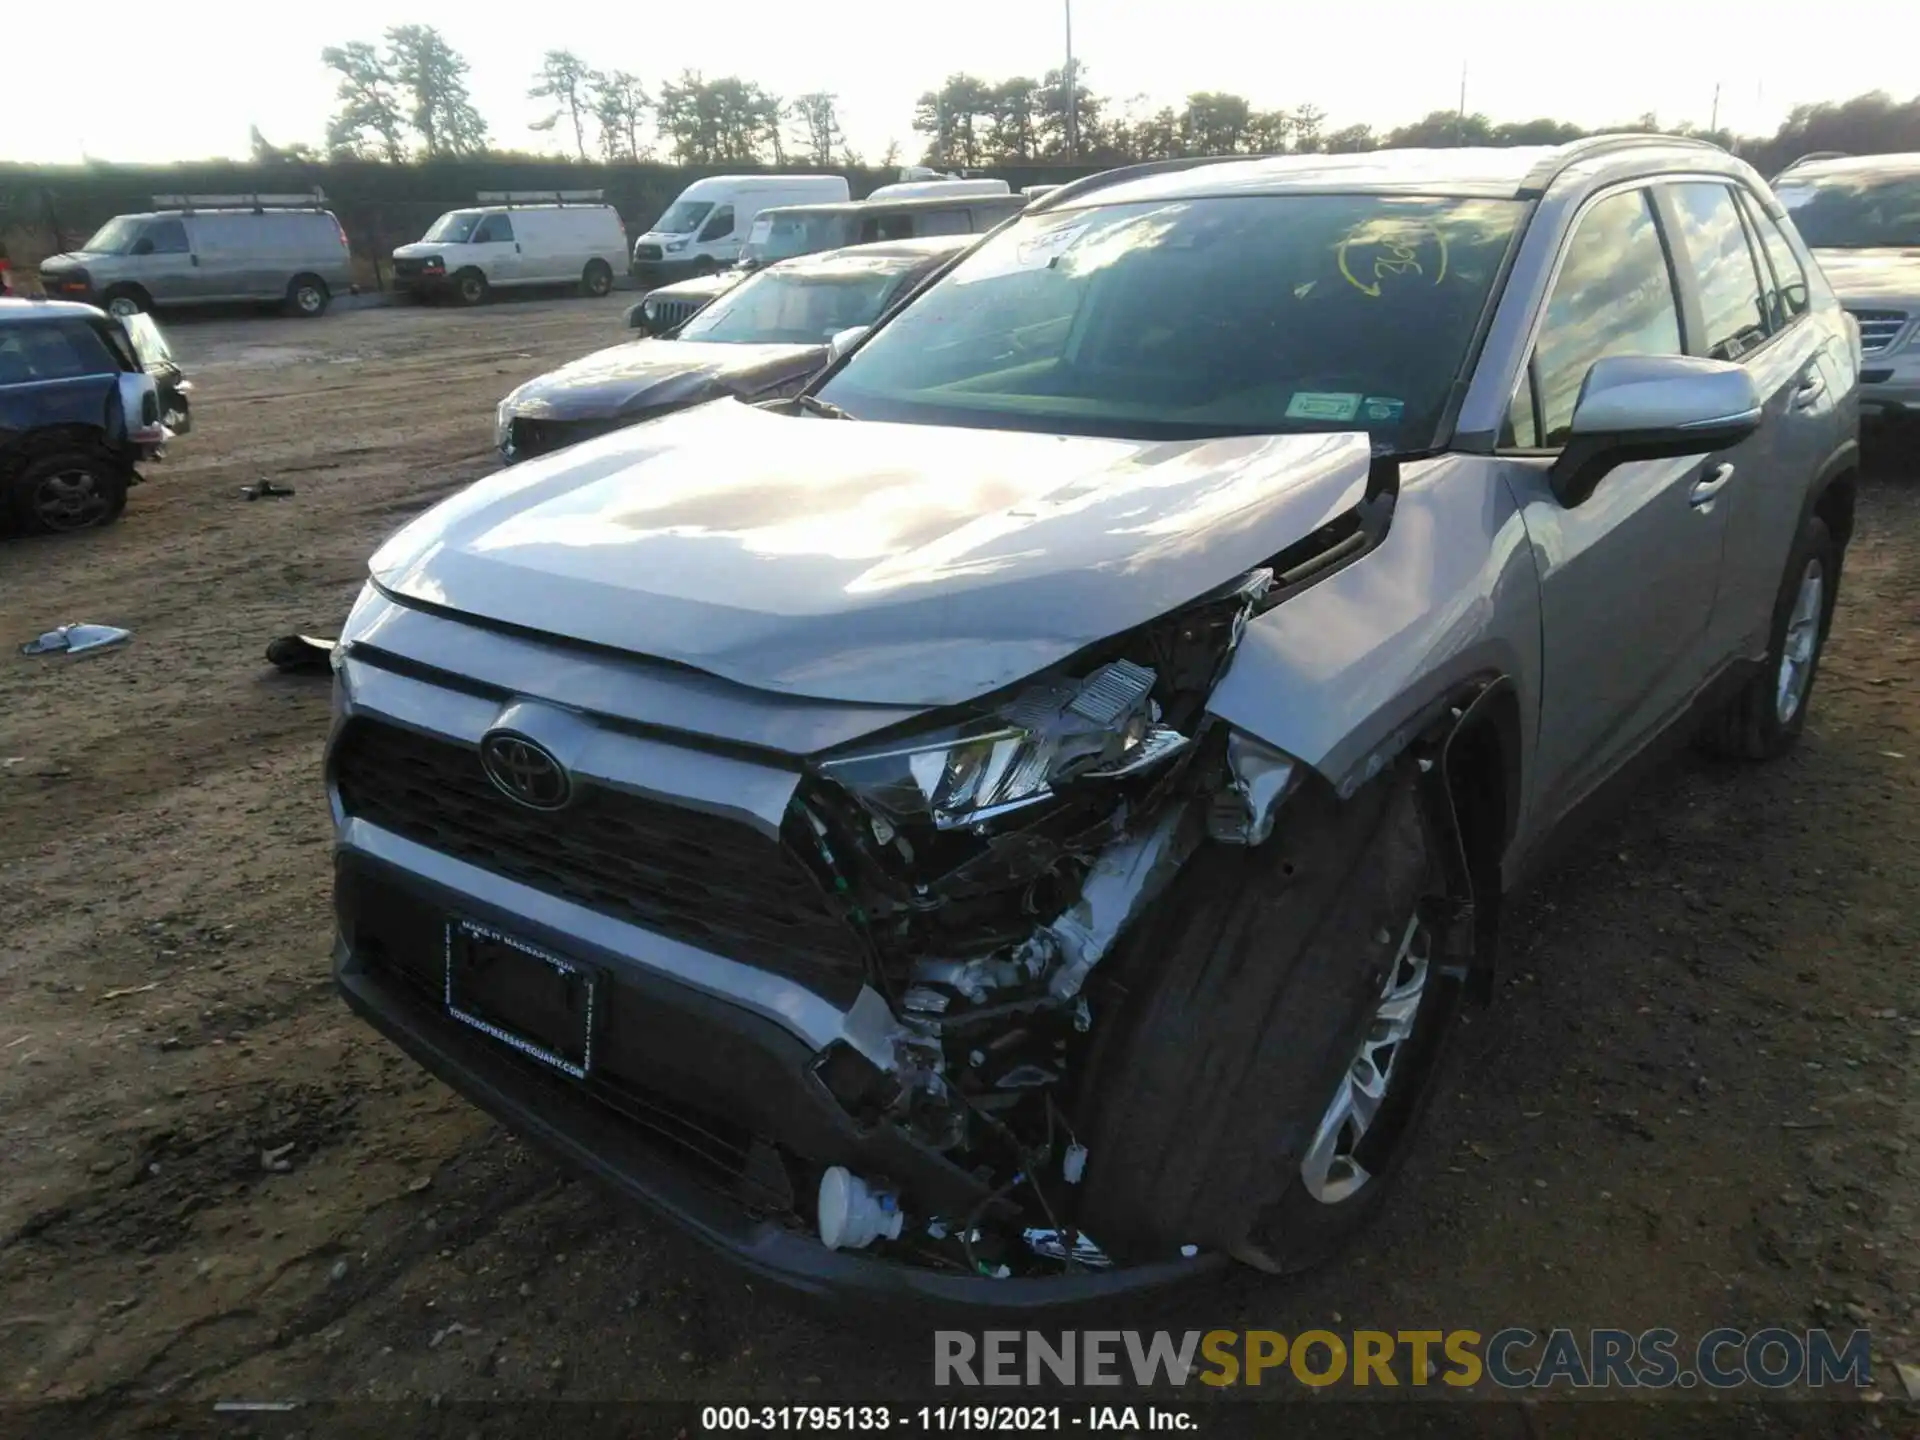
320,40,407,161
589,70,651,161
529,50,593,160
789,92,846,168
386,25,488,158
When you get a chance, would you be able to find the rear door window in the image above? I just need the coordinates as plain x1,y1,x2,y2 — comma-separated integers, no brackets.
915,208,974,237
1665,183,1772,360
1530,188,1685,445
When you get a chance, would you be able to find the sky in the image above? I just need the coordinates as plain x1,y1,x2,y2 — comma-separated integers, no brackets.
7,0,1917,166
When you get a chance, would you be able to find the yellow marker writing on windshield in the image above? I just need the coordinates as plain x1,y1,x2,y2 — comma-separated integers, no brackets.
1337,223,1451,296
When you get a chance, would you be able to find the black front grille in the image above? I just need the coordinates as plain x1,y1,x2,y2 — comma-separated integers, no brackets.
505,415,627,462
633,244,664,262
333,719,870,996
393,257,427,280
647,297,704,330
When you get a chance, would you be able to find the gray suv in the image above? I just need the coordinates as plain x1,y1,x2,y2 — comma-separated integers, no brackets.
327,136,1859,1304
1771,152,1920,423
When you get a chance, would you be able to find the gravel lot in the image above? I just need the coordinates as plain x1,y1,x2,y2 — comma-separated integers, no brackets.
0,297,1915,1437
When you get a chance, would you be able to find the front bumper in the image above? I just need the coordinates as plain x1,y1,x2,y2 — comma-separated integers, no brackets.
333,844,1222,1309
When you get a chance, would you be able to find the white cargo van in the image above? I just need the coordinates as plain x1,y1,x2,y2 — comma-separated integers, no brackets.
390,192,627,306
630,175,850,285
864,177,1012,202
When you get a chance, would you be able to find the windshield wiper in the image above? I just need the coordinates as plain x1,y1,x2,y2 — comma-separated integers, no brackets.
794,394,856,420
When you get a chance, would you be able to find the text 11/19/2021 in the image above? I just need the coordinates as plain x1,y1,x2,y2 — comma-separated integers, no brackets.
701,1406,1196,1432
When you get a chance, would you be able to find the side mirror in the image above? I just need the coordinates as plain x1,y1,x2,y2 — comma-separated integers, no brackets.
1549,354,1762,508
827,325,868,363
131,237,155,257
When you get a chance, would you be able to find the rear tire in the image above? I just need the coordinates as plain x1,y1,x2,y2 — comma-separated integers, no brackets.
1077,769,1460,1274
287,274,331,318
1700,513,1839,761
101,286,149,319
581,260,614,298
7,448,130,534
453,269,488,307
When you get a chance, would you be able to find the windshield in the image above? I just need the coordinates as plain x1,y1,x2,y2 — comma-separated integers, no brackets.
422,212,480,244
1774,171,1920,248
741,212,857,266
655,200,715,235
678,264,909,344
816,194,1523,448
80,217,147,254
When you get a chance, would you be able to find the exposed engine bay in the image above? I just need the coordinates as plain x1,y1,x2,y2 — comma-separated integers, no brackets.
779,481,1397,1278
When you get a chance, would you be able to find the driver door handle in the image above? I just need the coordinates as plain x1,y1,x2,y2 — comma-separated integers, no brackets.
1690,463,1734,508
1793,372,1825,409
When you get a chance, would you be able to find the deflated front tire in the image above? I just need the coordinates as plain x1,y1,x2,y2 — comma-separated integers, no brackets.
1076,766,1461,1273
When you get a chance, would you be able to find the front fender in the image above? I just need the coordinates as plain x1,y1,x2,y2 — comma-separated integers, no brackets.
1206,455,1543,813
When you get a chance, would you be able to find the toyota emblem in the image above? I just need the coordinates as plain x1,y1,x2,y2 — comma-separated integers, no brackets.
479,732,572,810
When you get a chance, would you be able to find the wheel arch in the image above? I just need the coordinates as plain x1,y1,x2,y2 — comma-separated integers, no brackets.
1807,443,1857,552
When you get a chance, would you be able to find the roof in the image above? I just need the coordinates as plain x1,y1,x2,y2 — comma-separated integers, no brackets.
0,296,101,322
1039,135,1741,208
765,235,974,277
1776,151,1920,182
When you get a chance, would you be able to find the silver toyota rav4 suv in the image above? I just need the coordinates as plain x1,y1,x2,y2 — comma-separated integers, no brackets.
327,136,1859,1304
1771,151,1920,424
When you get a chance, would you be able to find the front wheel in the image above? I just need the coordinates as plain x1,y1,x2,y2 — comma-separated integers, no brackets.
581,260,614,298
453,270,488,307
102,287,149,319
7,449,130,534
1078,769,1461,1274
1700,513,1839,760
287,274,331,318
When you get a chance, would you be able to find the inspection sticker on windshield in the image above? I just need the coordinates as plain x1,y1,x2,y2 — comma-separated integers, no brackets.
1360,396,1406,423
1286,392,1363,422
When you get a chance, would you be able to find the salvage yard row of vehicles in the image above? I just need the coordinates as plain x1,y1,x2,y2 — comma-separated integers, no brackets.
326,135,1876,1304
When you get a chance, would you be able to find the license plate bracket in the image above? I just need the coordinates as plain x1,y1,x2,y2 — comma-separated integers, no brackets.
445,920,596,1079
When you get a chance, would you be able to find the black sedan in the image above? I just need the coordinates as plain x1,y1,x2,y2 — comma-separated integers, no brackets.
495,236,971,466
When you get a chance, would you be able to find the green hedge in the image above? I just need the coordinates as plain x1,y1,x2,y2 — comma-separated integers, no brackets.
0,158,1108,278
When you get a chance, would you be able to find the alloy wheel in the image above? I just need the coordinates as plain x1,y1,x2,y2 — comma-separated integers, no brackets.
32,465,111,531
1775,558,1825,725
1299,912,1432,1205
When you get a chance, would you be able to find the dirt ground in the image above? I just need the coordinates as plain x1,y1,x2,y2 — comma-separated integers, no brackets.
0,297,1916,1437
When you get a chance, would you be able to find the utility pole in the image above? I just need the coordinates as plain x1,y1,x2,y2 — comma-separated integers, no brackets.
1709,82,1721,135
1458,63,1467,119
1065,0,1079,159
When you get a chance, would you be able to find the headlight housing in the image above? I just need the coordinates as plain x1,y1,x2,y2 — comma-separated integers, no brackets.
819,661,1188,831
493,399,514,450
664,238,689,254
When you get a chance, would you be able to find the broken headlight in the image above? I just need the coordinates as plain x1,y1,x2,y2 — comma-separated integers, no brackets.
819,660,1189,831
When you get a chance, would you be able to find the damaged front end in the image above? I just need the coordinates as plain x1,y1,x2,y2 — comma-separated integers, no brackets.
777,565,1318,1280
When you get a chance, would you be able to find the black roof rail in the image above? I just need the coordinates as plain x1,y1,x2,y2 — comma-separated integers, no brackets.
1025,153,1270,212
1515,132,1728,197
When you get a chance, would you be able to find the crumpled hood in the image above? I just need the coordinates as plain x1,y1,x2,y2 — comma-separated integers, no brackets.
1814,248,1920,309
38,252,105,272
392,242,449,260
501,340,824,422
370,400,1374,707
